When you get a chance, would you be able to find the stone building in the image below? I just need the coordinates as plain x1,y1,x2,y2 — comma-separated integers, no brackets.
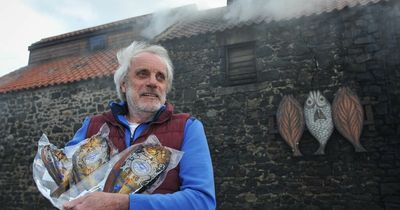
0,0,399,209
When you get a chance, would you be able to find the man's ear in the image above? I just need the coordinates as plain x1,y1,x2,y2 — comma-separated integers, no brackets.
121,81,127,93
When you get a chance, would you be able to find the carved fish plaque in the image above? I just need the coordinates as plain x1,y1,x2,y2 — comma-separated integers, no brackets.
304,91,334,155
332,87,366,152
276,95,305,156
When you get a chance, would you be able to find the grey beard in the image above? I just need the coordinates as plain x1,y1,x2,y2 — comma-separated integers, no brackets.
132,101,161,113
126,91,162,114
124,82,167,116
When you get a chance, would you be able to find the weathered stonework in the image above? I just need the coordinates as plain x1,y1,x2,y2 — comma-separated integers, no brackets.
0,77,116,209
1,1,399,210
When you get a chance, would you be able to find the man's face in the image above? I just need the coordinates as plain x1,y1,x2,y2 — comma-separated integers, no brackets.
122,52,168,113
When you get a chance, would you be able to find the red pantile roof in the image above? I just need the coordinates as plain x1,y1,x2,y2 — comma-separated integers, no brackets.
155,0,384,41
32,15,150,46
0,49,118,93
30,4,195,47
0,0,387,94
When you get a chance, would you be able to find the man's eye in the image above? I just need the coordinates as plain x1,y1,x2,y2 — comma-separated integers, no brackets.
136,70,149,78
156,73,166,81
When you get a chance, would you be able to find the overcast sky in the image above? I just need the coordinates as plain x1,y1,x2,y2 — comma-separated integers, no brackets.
0,0,226,77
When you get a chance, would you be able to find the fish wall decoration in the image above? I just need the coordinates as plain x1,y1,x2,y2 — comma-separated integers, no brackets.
332,87,366,152
304,91,334,155
276,95,305,156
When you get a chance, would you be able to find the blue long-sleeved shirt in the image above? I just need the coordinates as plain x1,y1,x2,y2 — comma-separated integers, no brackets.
66,102,216,210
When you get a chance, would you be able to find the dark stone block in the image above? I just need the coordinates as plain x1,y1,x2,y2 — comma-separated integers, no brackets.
8,117,16,123
51,125,63,133
354,36,375,44
183,88,197,101
347,63,366,73
259,70,280,81
375,103,388,115
50,92,61,99
368,23,379,33
256,46,273,57
356,72,374,81
366,44,381,53
348,48,363,55
355,53,372,63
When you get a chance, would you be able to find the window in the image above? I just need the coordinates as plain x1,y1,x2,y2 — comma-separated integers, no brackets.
226,42,257,85
88,35,106,51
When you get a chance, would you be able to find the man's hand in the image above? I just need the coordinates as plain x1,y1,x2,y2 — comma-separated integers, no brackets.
63,192,129,210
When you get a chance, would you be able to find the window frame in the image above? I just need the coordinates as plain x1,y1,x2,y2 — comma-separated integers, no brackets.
225,41,257,86
88,34,107,51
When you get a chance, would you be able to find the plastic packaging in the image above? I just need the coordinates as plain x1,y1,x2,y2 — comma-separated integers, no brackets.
70,124,118,184
33,126,184,209
103,134,184,194
33,133,70,208
33,124,118,209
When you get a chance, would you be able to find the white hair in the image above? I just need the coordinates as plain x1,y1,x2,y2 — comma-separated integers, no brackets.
113,41,174,101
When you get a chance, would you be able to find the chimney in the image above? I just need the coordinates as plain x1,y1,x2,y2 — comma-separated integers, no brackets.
227,0,235,6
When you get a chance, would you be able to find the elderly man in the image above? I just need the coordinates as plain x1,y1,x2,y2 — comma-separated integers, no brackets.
63,41,216,210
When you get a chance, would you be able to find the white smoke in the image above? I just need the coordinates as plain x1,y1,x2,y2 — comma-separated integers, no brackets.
141,0,376,40
224,0,346,23
141,5,198,39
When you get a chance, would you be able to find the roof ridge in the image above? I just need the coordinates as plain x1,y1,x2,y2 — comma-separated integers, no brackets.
32,4,201,46
0,0,389,94
0,49,118,93
155,0,386,42
32,13,151,46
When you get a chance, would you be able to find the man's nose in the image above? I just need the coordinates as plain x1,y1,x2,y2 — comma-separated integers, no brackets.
146,74,158,87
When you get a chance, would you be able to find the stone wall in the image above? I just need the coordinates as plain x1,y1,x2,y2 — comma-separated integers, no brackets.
0,77,116,209
162,1,400,209
0,1,399,209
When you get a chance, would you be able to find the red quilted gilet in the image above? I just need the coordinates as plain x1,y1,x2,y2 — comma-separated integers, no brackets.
86,103,190,194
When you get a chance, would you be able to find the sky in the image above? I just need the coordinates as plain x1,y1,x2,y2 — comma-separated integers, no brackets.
0,0,226,77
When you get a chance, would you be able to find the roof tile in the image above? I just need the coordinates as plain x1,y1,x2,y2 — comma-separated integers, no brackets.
0,49,118,93
154,0,385,41
0,0,387,93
